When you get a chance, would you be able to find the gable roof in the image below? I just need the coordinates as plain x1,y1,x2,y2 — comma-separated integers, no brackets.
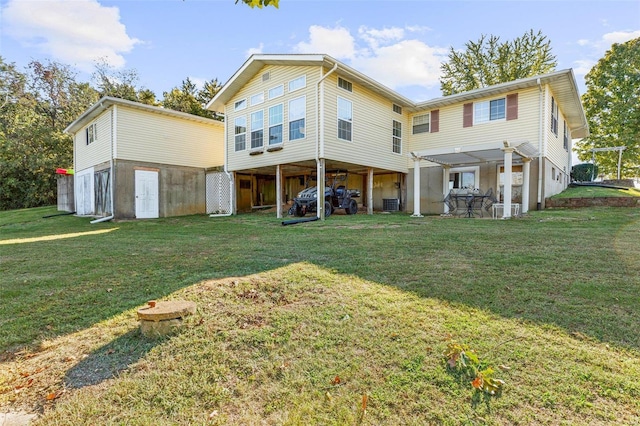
65,96,223,135
205,54,415,113
206,54,588,139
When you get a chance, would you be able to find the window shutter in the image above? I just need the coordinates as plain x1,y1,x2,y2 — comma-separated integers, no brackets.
506,93,518,121
430,109,440,133
463,103,473,128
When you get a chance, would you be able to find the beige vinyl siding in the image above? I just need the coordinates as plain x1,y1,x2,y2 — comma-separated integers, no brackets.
75,109,112,172
116,106,223,168
322,73,408,173
225,65,318,172
407,88,541,167
544,86,570,173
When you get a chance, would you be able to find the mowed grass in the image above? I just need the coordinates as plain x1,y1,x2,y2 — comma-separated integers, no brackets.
550,185,640,198
1,206,639,424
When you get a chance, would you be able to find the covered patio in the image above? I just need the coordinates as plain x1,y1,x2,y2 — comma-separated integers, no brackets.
409,140,538,218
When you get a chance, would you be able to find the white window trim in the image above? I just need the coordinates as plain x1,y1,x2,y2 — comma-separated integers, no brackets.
392,120,402,155
337,96,353,142
473,98,506,125
250,110,264,149
289,75,306,93
234,116,247,152
268,104,284,146
450,166,480,191
234,99,247,111
288,96,306,141
250,92,264,106
268,85,283,99
86,123,97,145
338,77,353,92
412,114,430,134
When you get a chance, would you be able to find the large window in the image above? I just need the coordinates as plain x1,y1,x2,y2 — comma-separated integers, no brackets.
392,120,402,154
250,111,264,149
86,123,97,145
337,97,352,141
449,166,480,191
412,114,430,134
234,116,246,151
551,97,559,135
289,75,306,92
289,96,305,141
268,104,283,145
475,98,505,123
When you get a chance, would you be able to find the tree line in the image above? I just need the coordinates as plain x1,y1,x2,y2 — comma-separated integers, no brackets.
1,31,637,210
0,57,221,210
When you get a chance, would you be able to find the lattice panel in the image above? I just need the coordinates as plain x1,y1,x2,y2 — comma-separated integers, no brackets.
206,172,233,215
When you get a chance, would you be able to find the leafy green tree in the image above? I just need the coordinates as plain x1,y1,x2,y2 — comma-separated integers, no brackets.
0,58,99,210
92,59,157,104
237,0,278,8
440,30,557,96
162,78,222,119
576,37,640,177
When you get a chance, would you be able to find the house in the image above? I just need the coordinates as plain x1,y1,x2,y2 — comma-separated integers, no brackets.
206,54,588,218
64,97,225,220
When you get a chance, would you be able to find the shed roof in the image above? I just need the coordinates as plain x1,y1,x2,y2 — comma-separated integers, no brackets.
65,96,224,135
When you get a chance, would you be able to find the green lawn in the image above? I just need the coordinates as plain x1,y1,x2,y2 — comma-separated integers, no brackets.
1,206,639,424
550,184,640,198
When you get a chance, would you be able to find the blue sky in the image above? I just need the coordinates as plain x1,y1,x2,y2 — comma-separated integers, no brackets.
1,0,639,102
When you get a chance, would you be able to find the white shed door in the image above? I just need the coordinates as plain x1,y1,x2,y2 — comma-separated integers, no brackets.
135,170,159,219
76,171,92,215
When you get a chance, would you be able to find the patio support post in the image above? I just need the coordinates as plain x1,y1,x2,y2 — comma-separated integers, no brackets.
502,147,515,218
317,158,325,220
276,164,282,219
442,166,450,214
367,168,374,215
411,158,423,217
522,158,531,214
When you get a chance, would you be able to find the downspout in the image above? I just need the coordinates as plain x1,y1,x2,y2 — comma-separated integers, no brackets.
91,103,115,224
210,109,233,217
316,61,339,220
536,78,543,210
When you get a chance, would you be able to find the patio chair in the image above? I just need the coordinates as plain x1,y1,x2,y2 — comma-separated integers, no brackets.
483,187,497,212
443,190,456,214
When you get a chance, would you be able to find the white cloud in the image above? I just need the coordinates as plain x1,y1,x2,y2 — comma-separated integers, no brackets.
1,0,140,71
573,59,596,76
601,30,640,46
246,43,264,58
293,25,356,60
293,24,447,93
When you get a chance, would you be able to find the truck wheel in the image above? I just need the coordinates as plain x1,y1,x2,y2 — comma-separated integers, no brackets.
346,199,358,215
324,201,332,217
293,204,305,217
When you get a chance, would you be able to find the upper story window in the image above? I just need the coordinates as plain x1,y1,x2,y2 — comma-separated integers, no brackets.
551,97,559,136
268,104,283,145
412,114,430,134
289,96,305,141
250,111,264,149
234,116,246,151
563,120,569,150
392,120,402,154
86,123,97,145
234,99,247,111
393,104,402,114
268,85,283,99
338,77,353,92
475,98,505,123
250,92,264,106
338,97,353,141
289,75,306,92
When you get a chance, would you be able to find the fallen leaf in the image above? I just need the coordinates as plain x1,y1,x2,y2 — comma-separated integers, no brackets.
63,356,77,362
361,394,368,412
106,349,115,355
208,410,218,419
45,325,53,330
498,364,510,371
471,376,483,389
331,375,341,385
46,392,58,401
325,391,332,402
106,288,113,292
